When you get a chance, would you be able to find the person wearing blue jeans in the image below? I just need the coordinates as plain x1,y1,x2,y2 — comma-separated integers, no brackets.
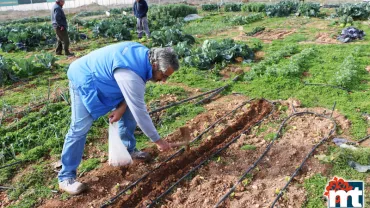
58,42,179,195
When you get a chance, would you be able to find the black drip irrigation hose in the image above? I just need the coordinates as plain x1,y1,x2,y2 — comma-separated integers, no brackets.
100,98,256,208
304,82,351,93
147,99,275,208
358,135,370,143
214,109,337,208
149,75,242,115
0,160,22,170
149,87,221,115
0,186,14,190
195,75,241,105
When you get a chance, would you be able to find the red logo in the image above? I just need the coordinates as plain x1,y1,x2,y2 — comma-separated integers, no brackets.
323,176,364,208
324,177,353,204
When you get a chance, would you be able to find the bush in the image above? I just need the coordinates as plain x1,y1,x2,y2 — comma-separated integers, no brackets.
246,26,265,36
336,2,370,20
151,27,195,47
265,0,299,17
265,48,316,77
331,55,359,88
297,2,320,17
0,16,49,26
149,4,197,20
92,18,133,40
227,13,265,26
224,3,243,12
148,4,196,30
183,39,254,70
245,45,298,80
241,3,266,13
202,4,220,11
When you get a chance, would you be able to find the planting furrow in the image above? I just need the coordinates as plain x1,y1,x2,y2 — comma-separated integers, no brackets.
113,99,272,207
216,110,336,208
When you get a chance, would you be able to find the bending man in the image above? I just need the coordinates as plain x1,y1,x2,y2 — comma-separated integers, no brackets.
58,42,179,195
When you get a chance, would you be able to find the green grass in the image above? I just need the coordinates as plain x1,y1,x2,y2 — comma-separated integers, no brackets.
303,174,327,208
78,158,101,173
264,132,276,141
232,41,370,140
303,146,370,207
1,9,370,208
136,103,204,150
182,13,233,35
7,163,55,208
240,144,257,151
169,66,224,90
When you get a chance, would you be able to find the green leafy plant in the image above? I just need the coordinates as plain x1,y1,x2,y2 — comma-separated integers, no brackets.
150,27,195,47
265,0,299,17
226,13,264,26
265,48,316,77
92,18,132,40
224,3,243,12
336,2,370,20
297,2,320,17
331,55,359,88
246,26,265,36
34,52,58,69
173,41,192,58
245,45,298,80
241,144,257,151
202,4,220,11
241,3,266,12
0,56,18,85
183,39,254,70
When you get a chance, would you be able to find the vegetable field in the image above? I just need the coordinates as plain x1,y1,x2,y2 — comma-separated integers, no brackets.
0,1,370,208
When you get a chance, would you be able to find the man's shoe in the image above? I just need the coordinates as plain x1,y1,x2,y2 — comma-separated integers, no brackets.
65,52,75,57
56,52,62,55
59,178,87,195
130,149,151,161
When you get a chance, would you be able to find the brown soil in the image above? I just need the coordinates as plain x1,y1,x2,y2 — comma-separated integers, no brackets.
254,51,265,61
207,27,246,41
39,95,253,207
366,66,370,73
114,99,272,207
219,65,246,80
0,191,11,207
34,96,352,208
253,29,296,43
163,107,335,208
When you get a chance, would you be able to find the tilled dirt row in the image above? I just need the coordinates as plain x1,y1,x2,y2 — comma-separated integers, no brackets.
40,96,256,208
113,99,273,207
162,110,335,208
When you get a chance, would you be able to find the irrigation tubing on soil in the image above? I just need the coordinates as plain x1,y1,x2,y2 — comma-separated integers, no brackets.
0,160,22,170
195,75,241,105
214,108,337,208
304,82,351,93
149,75,242,114
147,99,275,208
101,98,257,208
358,135,370,143
148,87,221,115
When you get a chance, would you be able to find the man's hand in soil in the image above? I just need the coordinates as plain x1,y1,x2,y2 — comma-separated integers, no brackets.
109,102,127,123
60,26,65,31
155,139,171,152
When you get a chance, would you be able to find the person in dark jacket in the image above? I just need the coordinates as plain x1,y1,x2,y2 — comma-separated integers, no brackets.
51,0,74,56
133,0,150,39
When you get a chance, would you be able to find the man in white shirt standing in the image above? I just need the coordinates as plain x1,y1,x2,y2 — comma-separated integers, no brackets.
58,42,179,195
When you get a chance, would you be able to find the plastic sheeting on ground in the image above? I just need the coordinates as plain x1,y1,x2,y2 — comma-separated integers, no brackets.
337,27,366,43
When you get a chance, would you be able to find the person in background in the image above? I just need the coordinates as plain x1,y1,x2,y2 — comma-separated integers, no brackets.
51,0,74,57
58,41,179,195
133,0,150,39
